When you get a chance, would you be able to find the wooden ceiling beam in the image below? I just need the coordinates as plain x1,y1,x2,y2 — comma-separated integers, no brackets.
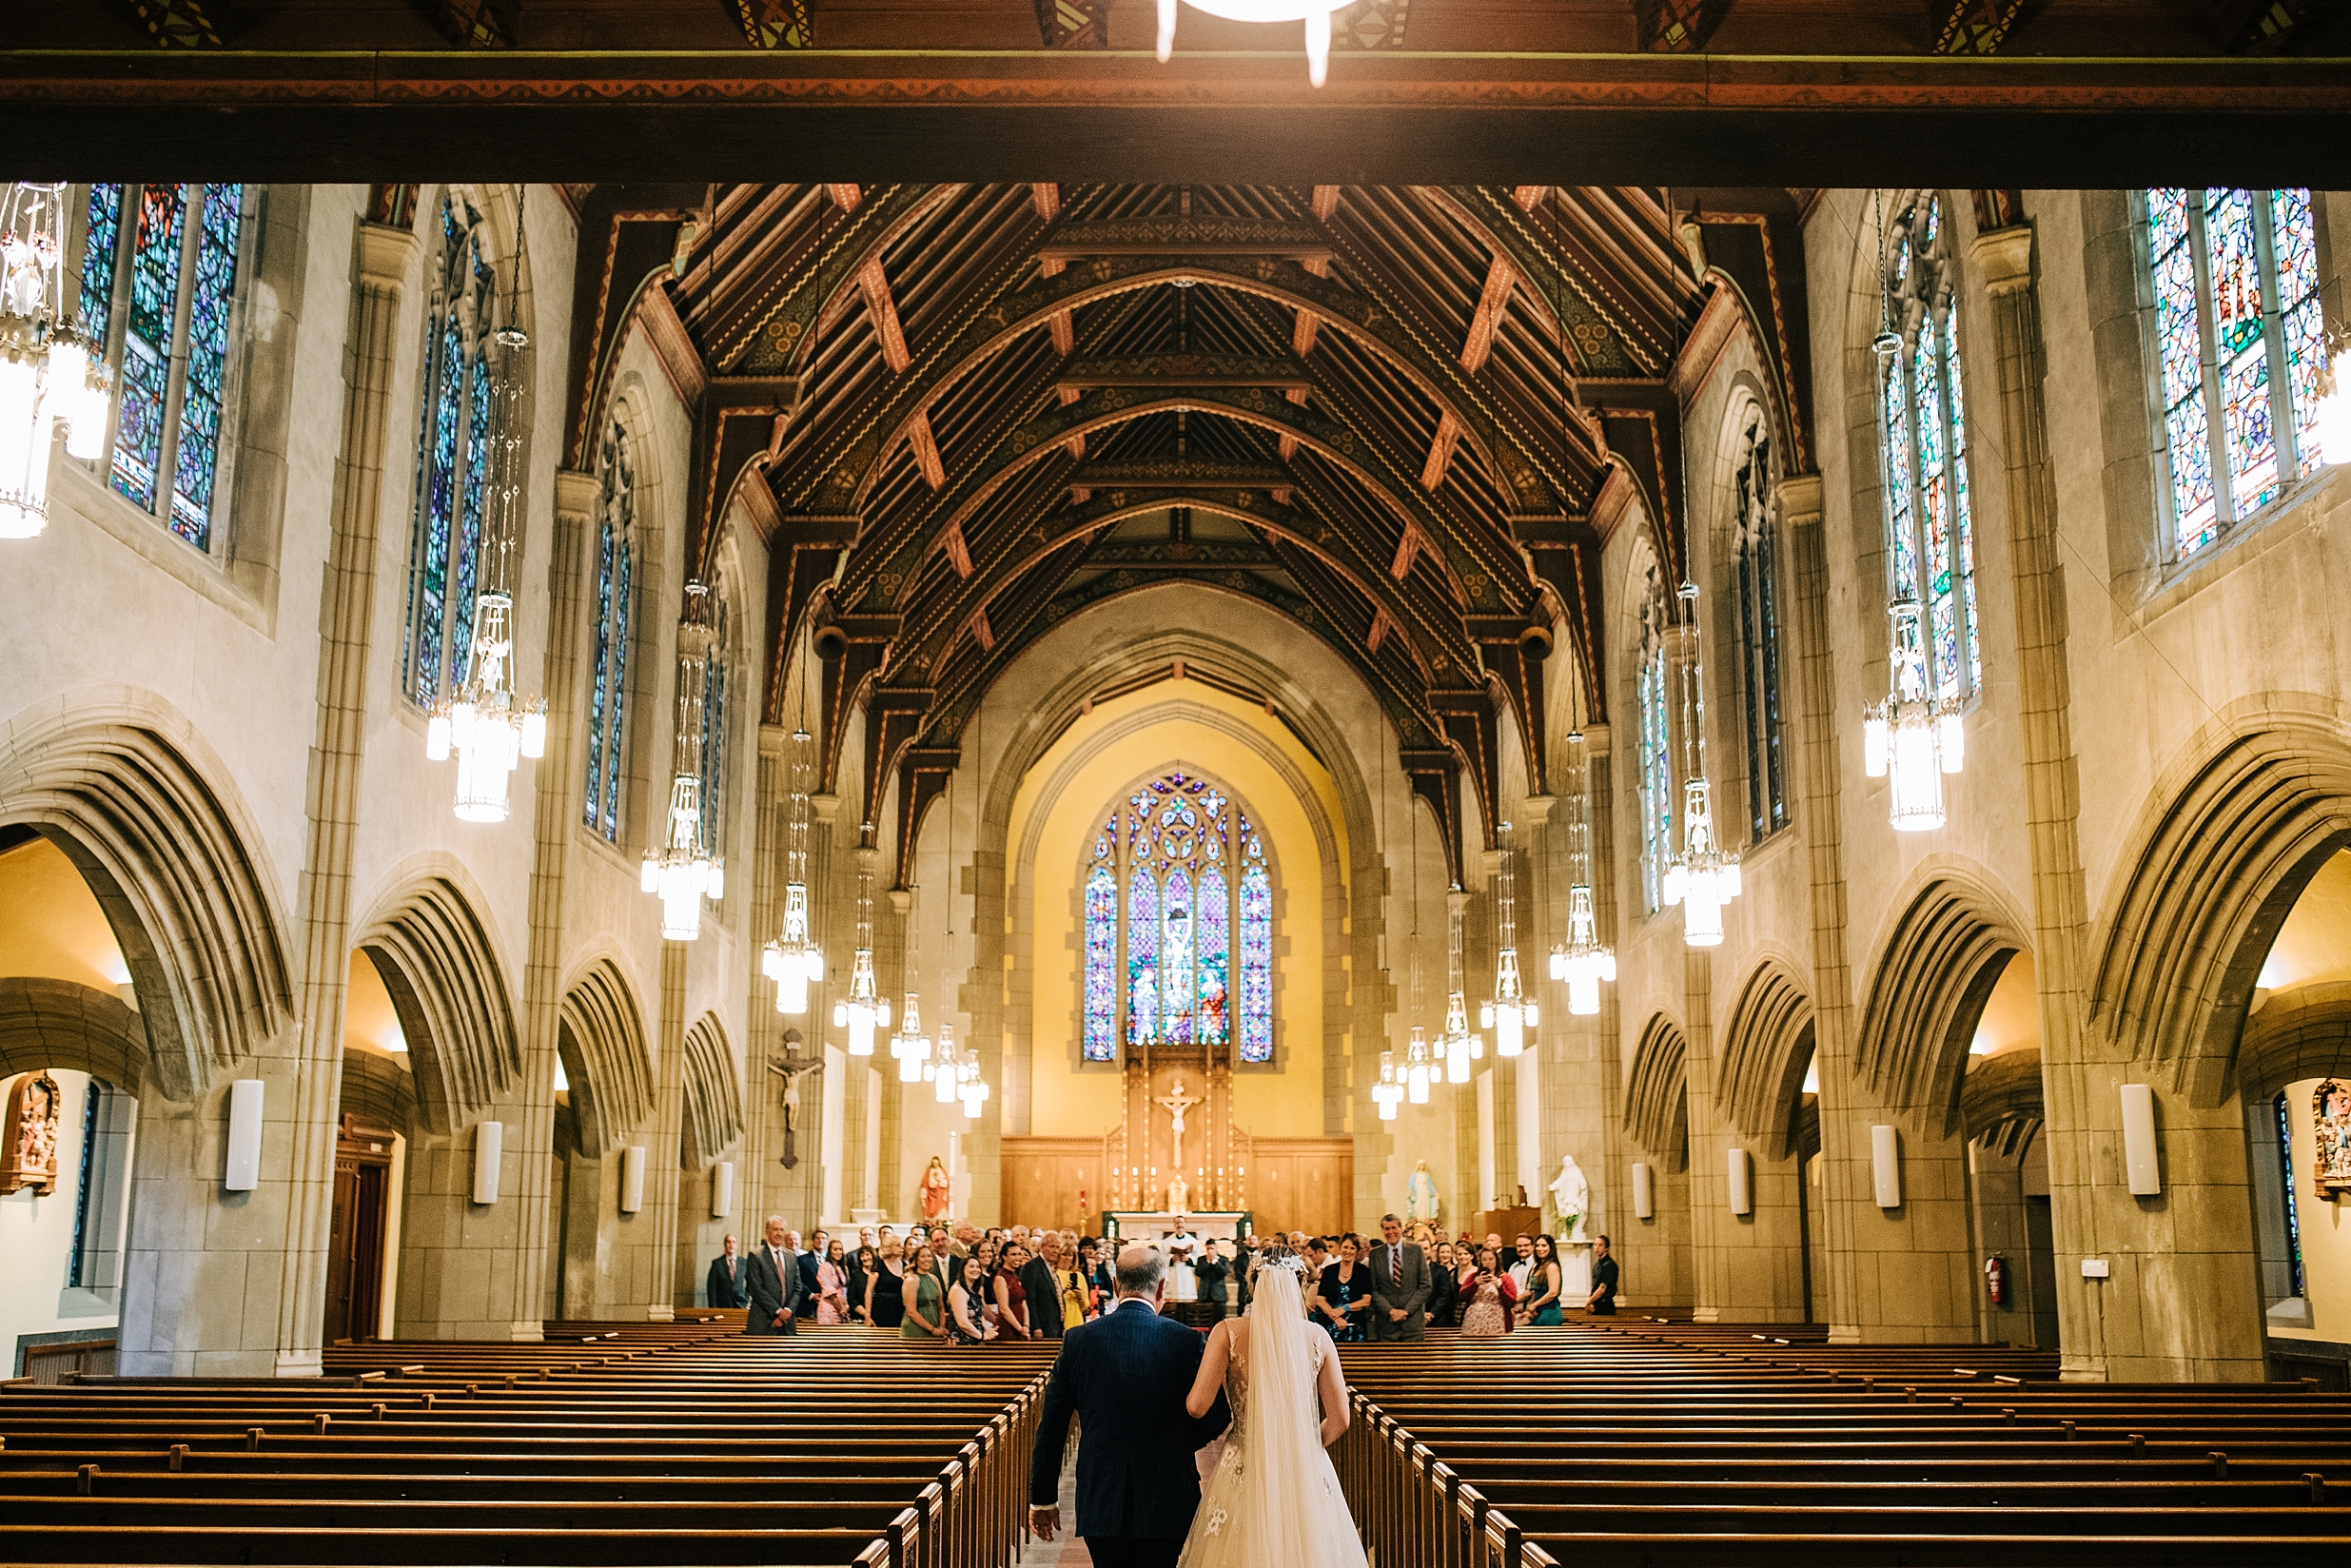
856,254,911,373
1460,251,1518,375
906,407,946,488
1420,410,1463,491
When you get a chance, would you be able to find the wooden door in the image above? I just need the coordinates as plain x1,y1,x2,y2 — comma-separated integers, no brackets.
325,1116,395,1342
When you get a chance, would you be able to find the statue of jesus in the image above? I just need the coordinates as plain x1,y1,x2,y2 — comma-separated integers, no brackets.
1154,1077,1204,1176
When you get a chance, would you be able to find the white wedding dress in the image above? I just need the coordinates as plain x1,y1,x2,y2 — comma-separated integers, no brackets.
1177,1265,1369,1568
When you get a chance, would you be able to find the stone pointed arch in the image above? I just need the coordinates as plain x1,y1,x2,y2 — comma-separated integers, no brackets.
1855,865,2028,1139
1960,1048,2045,1160
0,976,150,1101
0,688,293,1102
1715,956,1815,1160
680,1012,744,1169
2239,984,2351,1102
339,1046,420,1135
354,864,519,1136
559,955,655,1159
1626,1011,1691,1171
2093,701,2351,1106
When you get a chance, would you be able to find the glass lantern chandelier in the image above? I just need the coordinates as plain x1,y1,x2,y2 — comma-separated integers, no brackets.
1373,1049,1401,1120
1661,581,1741,947
423,203,545,823
761,727,826,1012
1548,731,1616,1014
1479,822,1537,1057
2,182,111,539
890,988,931,1084
1440,888,1480,1083
1861,598,1963,831
834,845,889,1056
1155,0,1350,86
639,582,724,939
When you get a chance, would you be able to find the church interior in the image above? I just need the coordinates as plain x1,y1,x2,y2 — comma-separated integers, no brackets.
4,1,2351,1560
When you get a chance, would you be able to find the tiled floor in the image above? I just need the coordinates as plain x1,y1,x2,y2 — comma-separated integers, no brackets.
1015,1427,1091,1565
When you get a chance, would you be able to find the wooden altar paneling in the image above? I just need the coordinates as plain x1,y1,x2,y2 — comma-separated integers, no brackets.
1247,1137,1354,1238
1000,1136,1104,1232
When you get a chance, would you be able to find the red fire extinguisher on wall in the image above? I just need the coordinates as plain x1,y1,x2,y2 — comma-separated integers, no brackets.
1985,1255,2008,1306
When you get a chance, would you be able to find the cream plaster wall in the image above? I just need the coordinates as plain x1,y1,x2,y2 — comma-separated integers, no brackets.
0,1069,132,1375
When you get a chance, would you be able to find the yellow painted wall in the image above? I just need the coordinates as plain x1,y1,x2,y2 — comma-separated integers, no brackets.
1009,682,1344,1141
0,837,127,990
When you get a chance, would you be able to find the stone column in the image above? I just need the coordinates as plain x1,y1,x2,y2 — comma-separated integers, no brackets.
501,466,597,1335
265,218,419,1375
1983,218,2263,1380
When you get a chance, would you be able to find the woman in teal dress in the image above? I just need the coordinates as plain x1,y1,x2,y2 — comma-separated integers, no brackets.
901,1243,949,1340
1518,1233,1565,1326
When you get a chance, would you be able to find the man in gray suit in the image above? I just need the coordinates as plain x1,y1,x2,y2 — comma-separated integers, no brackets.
744,1215,806,1334
1367,1211,1431,1342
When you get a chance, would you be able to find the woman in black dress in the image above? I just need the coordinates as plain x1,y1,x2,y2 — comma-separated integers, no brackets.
1314,1232,1372,1342
865,1241,907,1329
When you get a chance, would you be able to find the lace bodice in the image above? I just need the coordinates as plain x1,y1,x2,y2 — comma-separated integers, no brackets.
1221,1322,1324,1457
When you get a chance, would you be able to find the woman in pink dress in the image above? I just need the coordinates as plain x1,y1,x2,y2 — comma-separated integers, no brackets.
815,1239,851,1324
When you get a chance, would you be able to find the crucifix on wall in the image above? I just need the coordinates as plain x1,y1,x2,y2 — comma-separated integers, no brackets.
768,1049,826,1169
1155,1076,1204,1173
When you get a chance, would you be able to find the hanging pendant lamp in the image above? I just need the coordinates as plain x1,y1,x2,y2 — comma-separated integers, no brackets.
1547,730,1616,1014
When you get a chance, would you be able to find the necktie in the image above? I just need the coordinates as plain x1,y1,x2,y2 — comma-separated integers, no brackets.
1390,1247,1401,1285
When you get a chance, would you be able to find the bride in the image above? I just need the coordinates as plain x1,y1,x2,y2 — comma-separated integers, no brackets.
1176,1245,1370,1568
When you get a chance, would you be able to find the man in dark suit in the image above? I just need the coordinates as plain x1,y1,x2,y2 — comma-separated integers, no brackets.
743,1215,805,1335
1029,1243,1228,1568
706,1234,746,1309
1021,1231,1068,1339
1368,1211,1431,1342
794,1229,825,1320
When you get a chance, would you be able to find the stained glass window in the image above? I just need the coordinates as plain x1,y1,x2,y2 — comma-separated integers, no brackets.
1079,771,1271,1064
1879,190,1983,705
71,182,250,551
401,191,504,711
2145,187,2326,559
1732,416,1786,845
1636,560,1673,915
584,419,637,843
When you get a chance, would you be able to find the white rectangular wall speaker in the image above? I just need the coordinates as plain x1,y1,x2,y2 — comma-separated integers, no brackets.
1871,1124,1903,1208
224,1079,264,1191
1632,1161,1655,1220
1727,1147,1753,1216
711,1159,735,1219
2120,1083,2162,1196
620,1145,647,1213
472,1121,502,1205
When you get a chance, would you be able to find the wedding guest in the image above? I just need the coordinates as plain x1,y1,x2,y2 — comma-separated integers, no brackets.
1022,1233,1068,1339
795,1229,825,1320
902,1244,950,1340
1427,1241,1459,1327
844,1243,875,1323
1368,1213,1432,1342
1196,1238,1232,1318
1518,1233,1565,1326
1315,1233,1372,1342
1507,1234,1535,1296
1583,1234,1619,1316
1304,1236,1331,1281
1051,1236,1090,1329
950,1255,993,1344
1458,1246,1516,1337
745,1218,804,1336
1081,1237,1115,1315
995,1242,1036,1340
868,1240,907,1329
1484,1232,1508,1270
815,1239,851,1324
705,1234,746,1309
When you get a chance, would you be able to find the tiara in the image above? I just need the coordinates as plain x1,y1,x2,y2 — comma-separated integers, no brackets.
1249,1248,1309,1284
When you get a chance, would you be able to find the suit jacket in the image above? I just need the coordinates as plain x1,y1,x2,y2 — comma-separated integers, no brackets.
1368,1241,1432,1338
1020,1256,1067,1338
795,1251,824,1318
743,1244,805,1333
706,1252,747,1309
1029,1300,1229,1541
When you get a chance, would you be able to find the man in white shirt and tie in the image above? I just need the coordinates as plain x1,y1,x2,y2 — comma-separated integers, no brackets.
744,1215,805,1335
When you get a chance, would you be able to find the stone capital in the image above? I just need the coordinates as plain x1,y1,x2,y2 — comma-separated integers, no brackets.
1577,723,1612,759
554,468,598,523
888,888,914,916
1517,794,1557,826
812,793,842,824
1773,474,1826,527
1969,225,2036,298
354,220,421,294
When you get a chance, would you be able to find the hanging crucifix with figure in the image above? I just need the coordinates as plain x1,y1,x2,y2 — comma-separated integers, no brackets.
768,1048,826,1169
1155,1076,1203,1211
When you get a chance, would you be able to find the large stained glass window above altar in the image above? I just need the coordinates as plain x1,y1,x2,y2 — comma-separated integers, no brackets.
1083,770,1273,1064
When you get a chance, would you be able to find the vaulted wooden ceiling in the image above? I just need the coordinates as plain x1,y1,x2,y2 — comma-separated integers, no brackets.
569,180,1766,882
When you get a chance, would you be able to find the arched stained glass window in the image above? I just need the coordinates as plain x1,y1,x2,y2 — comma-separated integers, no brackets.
1880,191,1983,704
401,191,503,711
1636,559,1674,915
583,418,637,842
73,182,251,550
1080,771,1273,1064
2145,186,2325,559
1732,414,1786,844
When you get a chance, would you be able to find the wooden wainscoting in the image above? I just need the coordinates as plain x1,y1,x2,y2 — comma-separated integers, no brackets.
1000,1136,1104,1232
1247,1137,1354,1238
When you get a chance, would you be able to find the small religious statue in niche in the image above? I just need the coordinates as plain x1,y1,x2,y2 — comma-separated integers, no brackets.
2313,1081,2351,1198
1406,1158,1441,1225
0,1070,64,1195
767,1045,826,1170
920,1154,953,1220
1549,1154,1591,1241
1165,1172,1190,1215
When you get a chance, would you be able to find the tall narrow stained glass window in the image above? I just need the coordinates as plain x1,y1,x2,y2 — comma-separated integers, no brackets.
1732,416,1787,844
401,191,505,712
1880,191,1983,703
583,419,637,843
2145,187,2325,559
1079,771,1273,1064
1636,560,1674,915
72,182,252,550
